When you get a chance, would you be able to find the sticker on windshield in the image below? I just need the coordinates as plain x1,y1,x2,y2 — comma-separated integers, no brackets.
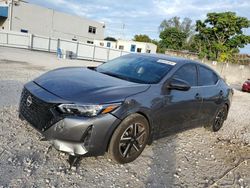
157,59,176,66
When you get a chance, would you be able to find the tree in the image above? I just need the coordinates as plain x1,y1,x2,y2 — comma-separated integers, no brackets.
195,12,250,62
159,27,187,50
133,34,152,43
159,16,194,36
104,37,117,42
158,17,194,51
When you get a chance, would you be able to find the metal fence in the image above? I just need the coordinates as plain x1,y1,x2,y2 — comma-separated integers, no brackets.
0,30,130,61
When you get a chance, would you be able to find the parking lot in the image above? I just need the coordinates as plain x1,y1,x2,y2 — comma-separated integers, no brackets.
0,47,249,188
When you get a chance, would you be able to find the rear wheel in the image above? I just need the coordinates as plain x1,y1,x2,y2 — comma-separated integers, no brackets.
108,114,149,164
210,105,228,132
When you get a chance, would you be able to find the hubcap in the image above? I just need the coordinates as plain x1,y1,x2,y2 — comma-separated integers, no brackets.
119,123,146,158
214,108,226,130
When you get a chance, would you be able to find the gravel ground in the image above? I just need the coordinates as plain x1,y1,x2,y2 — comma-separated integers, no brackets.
0,47,249,188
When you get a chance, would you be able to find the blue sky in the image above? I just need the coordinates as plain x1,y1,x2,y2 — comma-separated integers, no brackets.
29,0,250,53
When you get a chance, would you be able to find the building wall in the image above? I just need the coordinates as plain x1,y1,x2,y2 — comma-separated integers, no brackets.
94,39,117,48
93,39,157,53
0,2,8,29
1,1,104,43
116,40,157,53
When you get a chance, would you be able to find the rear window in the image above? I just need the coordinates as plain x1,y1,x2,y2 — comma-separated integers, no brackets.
199,66,218,86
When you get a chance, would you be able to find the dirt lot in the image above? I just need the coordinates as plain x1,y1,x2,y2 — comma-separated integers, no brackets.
0,47,249,188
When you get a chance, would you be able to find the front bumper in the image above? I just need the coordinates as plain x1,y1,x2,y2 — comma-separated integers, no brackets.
42,114,121,156
19,82,121,156
52,139,88,156
20,111,121,156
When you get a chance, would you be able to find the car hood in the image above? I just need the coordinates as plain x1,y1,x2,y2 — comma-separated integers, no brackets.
34,67,150,104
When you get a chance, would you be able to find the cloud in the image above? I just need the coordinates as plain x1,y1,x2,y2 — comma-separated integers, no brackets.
28,0,250,52
153,0,250,19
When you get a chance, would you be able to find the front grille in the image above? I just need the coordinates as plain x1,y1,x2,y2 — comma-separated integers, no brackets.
19,87,61,132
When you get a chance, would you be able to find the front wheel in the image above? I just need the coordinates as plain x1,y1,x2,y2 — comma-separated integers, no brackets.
108,114,149,164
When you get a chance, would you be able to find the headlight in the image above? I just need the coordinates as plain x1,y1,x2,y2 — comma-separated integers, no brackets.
58,103,121,117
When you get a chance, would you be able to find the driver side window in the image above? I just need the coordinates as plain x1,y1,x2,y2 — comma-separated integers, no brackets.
173,64,198,87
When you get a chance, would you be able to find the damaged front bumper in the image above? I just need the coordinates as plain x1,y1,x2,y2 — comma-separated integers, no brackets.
19,83,121,156
41,114,118,156
52,139,87,156
20,111,121,156
41,114,121,156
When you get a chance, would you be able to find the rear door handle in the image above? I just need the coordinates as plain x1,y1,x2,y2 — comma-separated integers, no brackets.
195,93,202,100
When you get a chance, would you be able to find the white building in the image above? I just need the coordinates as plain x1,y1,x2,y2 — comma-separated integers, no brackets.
0,0,105,43
94,39,157,54
94,39,117,49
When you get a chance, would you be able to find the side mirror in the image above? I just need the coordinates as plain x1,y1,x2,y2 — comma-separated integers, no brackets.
167,78,191,91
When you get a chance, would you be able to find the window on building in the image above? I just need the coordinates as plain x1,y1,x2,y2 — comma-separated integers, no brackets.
119,45,124,50
107,42,111,48
146,49,151,53
20,29,28,33
87,41,94,44
88,26,96,34
130,45,136,52
137,48,142,53
72,38,77,41
100,42,104,46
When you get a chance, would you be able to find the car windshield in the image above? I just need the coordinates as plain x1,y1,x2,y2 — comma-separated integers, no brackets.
96,55,175,84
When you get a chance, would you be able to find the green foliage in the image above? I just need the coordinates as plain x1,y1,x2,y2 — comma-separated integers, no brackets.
159,16,194,36
133,35,164,53
194,12,250,62
133,34,152,43
159,27,187,50
104,37,117,42
159,17,194,52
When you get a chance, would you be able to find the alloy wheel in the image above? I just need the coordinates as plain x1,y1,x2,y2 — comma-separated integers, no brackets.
119,123,146,158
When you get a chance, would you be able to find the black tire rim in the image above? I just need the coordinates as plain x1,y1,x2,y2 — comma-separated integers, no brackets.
119,123,146,158
214,108,226,131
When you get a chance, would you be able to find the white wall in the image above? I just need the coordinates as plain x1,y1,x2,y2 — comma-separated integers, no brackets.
0,30,127,62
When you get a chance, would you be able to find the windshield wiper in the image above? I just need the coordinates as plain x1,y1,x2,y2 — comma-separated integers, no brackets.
87,66,97,71
101,71,129,80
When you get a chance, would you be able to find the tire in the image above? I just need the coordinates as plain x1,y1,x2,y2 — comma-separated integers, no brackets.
208,105,228,132
108,113,149,164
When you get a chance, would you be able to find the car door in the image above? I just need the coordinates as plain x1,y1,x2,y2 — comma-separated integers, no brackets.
158,63,202,135
198,65,223,124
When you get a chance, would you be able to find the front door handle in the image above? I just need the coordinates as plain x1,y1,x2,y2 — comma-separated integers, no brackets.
195,93,202,100
219,90,224,99
219,90,223,96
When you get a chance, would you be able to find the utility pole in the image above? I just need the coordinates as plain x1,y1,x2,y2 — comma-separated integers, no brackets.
122,23,125,39
9,0,14,30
